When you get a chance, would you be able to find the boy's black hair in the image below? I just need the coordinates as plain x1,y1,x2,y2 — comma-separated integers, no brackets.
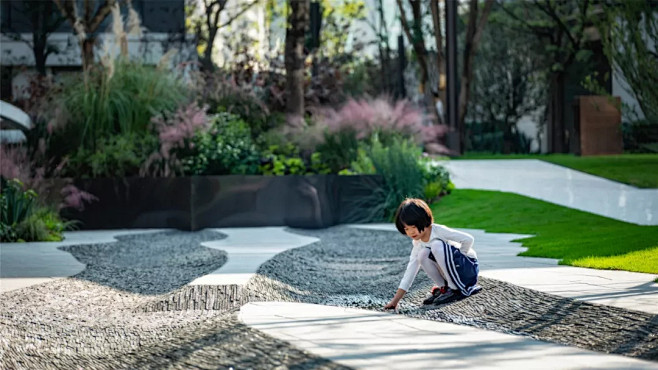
394,198,434,235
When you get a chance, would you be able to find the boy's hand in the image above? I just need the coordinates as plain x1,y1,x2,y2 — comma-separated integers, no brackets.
384,289,405,311
384,301,398,310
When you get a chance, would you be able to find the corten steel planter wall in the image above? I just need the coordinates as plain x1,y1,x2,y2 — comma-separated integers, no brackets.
572,96,623,156
61,175,384,230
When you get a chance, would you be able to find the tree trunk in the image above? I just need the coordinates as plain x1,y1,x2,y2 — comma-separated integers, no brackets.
547,72,566,153
503,121,513,154
33,45,47,76
457,0,494,154
201,27,218,72
430,0,447,123
82,38,95,71
32,8,47,76
396,0,429,93
285,0,309,127
377,0,391,94
430,0,444,93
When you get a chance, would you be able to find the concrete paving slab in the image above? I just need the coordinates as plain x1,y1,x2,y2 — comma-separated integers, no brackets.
188,227,319,285
0,229,164,293
440,159,658,225
239,301,658,370
349,224,658,314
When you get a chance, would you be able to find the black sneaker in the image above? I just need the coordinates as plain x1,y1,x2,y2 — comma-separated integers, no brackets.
432,287,460,304
422,286,445,305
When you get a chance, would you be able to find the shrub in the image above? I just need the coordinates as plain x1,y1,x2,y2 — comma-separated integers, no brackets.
260,143,306,176
343,137,424,221
54,60,188,152
199,73,273,138
310,97,451,170
419,156,454,203
67,133,158,178
315,128,360,173
0,145,96,211
465,121,534,154
182,113,261,175
0,178,76,242
0,178,37,229
622,119,658,153
141,102,210,177
343,138,454,221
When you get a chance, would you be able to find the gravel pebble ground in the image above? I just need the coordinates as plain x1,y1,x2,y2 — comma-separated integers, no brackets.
1,227,656,369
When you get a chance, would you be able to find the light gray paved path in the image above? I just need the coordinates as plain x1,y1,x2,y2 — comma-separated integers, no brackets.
351,224,658,314
0,229,163,293
239,301,658,370
440,159,658,225
189,227,319,285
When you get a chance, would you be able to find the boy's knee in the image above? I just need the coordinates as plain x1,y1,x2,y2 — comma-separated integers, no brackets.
417,248,431,262
428,240,447,256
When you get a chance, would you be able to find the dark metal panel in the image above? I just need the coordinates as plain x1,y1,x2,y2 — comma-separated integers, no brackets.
60,175,385,230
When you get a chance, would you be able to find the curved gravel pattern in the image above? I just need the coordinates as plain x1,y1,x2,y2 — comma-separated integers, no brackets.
247,227,658,361
59,230,228,295
0,230,350,369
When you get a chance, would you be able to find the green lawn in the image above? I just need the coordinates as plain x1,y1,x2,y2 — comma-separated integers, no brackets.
431,189,658,275
456,153,658,188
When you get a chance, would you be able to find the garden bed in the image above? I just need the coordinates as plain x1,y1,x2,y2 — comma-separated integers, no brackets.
61,175,384,230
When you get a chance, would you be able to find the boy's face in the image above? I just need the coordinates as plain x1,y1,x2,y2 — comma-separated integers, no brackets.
403,224,429,241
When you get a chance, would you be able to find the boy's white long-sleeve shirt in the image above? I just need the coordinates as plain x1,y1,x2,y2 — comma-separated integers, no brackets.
398,224,476,292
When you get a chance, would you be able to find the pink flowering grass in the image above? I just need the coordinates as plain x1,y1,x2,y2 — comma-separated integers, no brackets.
0,144,97,211
141,102,210,177
316,97,443,145
59,184,98,211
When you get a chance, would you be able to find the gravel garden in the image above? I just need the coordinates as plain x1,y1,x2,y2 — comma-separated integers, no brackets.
1,227,656,369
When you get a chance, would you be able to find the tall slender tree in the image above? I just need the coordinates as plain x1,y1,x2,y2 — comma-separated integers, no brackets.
458,0,495,148
397,0,493,153
285,0,310,126
469,7,544,153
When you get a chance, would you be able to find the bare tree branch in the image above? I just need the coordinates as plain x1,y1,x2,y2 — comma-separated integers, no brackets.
497,0,553,39
52,0,78,29
396,0,414,51
89,0,117,33
84,0,94,27
473,0,494,50
396,0,428,85
534,0,578,49
218,0,260,29
430,0,443,71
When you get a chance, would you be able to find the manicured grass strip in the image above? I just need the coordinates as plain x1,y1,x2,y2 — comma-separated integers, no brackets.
571,247,658,275
455,153,658,188
431,189,658,274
